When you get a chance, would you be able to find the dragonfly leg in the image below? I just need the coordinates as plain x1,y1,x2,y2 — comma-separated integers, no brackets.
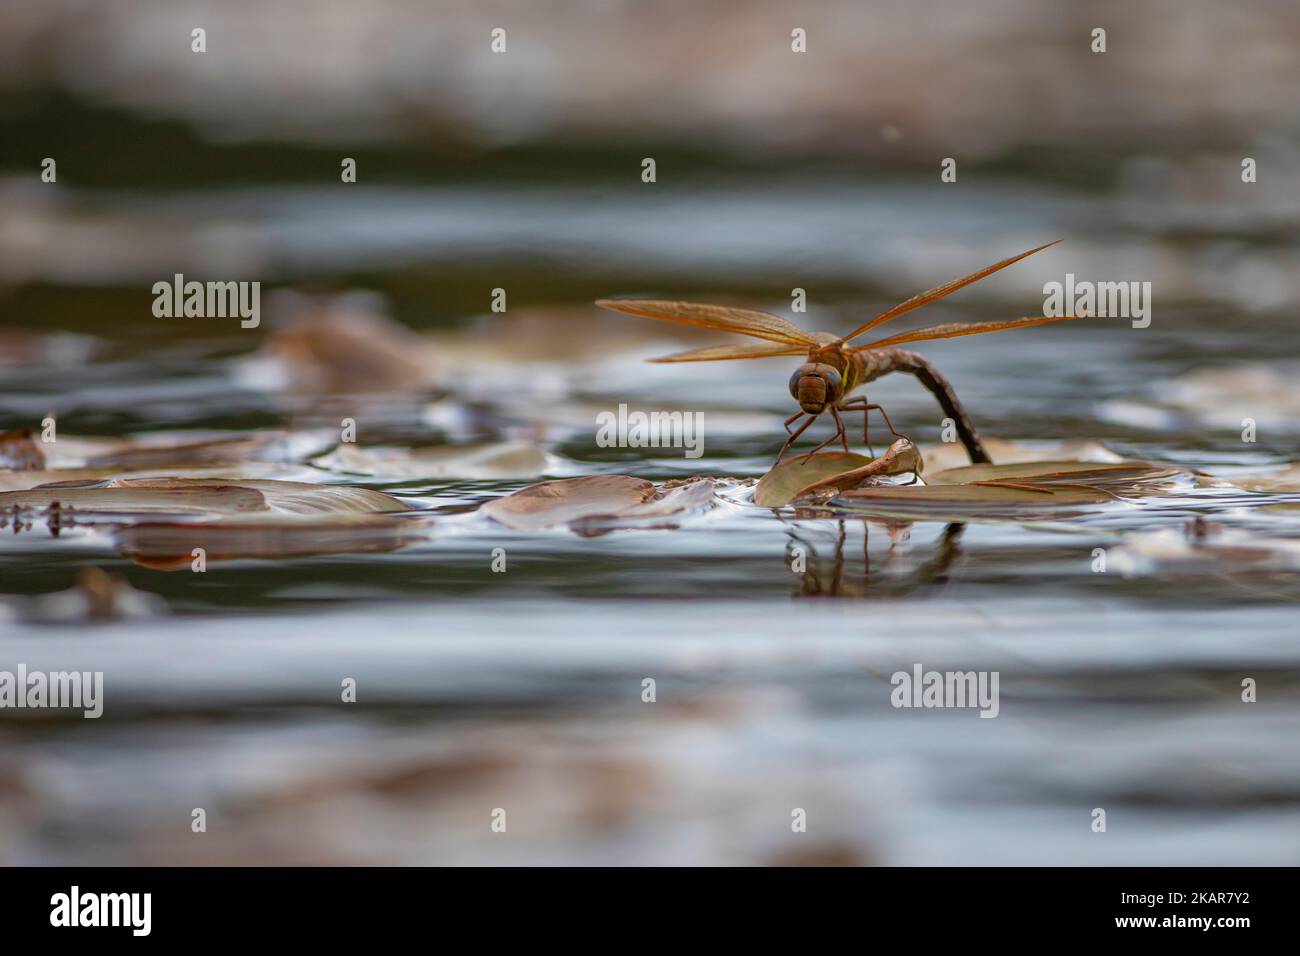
801,410,848,463
776,412,815,462
865,403,910,444
832,406,849,453
841,399,910,448
837,398,876,456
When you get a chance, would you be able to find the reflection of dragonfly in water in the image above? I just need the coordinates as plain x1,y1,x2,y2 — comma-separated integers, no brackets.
785,519,965,599
597,241,1079,464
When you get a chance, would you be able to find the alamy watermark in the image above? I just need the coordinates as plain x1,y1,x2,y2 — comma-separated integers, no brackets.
50,886,150,936
891,663,999,718
595,403,704,459
152,273,260,328
1043,274,1151,329
0,665,103,718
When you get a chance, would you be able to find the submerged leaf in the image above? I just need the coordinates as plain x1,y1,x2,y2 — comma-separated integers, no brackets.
569,480,715,536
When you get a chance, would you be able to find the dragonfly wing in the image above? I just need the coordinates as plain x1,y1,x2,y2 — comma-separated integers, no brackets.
648,343,808,363
854,314,1083,351
596,299,820,346
838,240,1062,344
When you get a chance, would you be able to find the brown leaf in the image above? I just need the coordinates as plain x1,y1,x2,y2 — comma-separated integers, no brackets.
0,477,413,517
753,452,872,508
789,439,923,501
833,482,1113,519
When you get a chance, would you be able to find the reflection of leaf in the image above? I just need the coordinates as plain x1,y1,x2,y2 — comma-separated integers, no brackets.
1107,526,1300,576
117,514,427,570
314,440,550,480
481,475,713,532
753,452,872,508
27,567,167,620
0,477,413,516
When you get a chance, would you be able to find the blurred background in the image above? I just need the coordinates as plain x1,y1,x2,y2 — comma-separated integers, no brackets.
1,0,1299,865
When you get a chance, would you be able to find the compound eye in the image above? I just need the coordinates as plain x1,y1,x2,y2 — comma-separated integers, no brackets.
820,366,842,395
788,370,803,399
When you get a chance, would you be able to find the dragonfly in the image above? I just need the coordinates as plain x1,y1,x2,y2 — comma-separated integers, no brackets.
596,240,1080,465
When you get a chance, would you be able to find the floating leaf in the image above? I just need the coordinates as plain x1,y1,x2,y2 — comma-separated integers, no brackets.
753,452,872,508
0,482,267,515
791,440,923,500
481,475,713,532
832,482,1112,519
315,440,550,480
928,459,1180,487
0,463,298,494
0,477,413,517
754,441,923,508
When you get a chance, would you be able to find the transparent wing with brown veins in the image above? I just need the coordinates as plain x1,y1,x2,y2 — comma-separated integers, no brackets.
838,240,1063,344
853,314,1083,352
595,299,821,346
647,342,809,363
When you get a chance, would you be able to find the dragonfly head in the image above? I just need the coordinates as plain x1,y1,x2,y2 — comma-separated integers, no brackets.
789,363,843,414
